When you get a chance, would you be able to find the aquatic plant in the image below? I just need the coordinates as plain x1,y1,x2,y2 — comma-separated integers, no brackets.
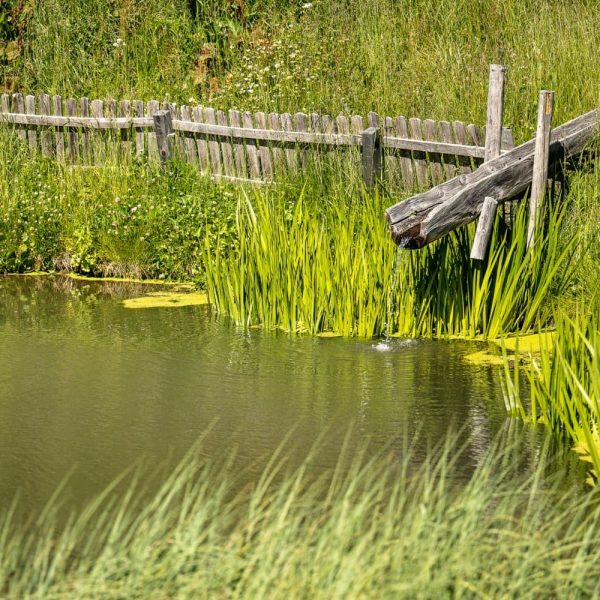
1,432,599,598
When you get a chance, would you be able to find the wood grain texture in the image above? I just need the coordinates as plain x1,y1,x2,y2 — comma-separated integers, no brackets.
484,64,507,162
192,106,209,172
39,94,52,156
255,111,273,179
66,98,78,161
52,95,64,160
217,109,235,177
204,108,222,175
409,117,429,189
243,111,261,178
25,95,38,150
470,196,498,260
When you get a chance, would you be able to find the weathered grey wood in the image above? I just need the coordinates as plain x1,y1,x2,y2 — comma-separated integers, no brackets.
0,112,152,129
362,127,382,191
527,90,554,248
90,99,105,163
0,94,9,114
146,100,160,161
439,120,459,180
383,116,399,184
282,112,297,174
25,95,38,150
501,128,515,151
423,118,443,184
409,117,428,189
39,94,52,156
12,94,26,142
52,96,64,160
180,105,198,167
294,112,309,170
217,109,235,177
269,112,286,173
452,120,473,175
467,124,483,147
395,116,414,189
501,127,517,222
204,108,222,175
243,111,261,178
368,111,380,129
133,100,145,156
172,105,186,158
119,100,132,156
470,197,498,260
80,98,91,162
387,108,598,248
65,98,78,161
153,109,174,163
228,110,247,178
192,106,209,172
254,111,273,178
350,115,364,135
484,64,507,162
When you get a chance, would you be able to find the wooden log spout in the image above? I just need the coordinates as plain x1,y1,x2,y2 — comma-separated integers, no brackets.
386,109,599,248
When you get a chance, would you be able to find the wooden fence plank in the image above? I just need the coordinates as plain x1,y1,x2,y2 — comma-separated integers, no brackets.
294,112,309,170
134,100,145,156
52,95,64,160
119,100,132,157
438,120,459,180
80,97,91,162
180,105,198,166
0,94,9,114
66,98,78,162
484,64,507,162
217,109,235,177
25,95,38,150
192,106,209,173
229,109,247,178
395,116,414,189
243,111,261,179
39,94,52,156
423,119,443,185
90,99,104,163
12,94,26,142
254,111,273,178
383,116,400,184
269,112,286,174
281,112,297,174
146,100,159,161
452,121,473,175
409,117,428,189
204,108,223,176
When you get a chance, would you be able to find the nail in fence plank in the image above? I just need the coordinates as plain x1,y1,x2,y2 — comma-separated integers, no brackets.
362,126,382,191
452,121,472,175
80,97,91,162
527,90,554,249
12,93,26,142
146,100,160,161
25,95,38,150
217,109,235,177
470,196,498,260
133,100,145,156
52,95,64,160
269,112,286,174
119,100,132,157
395,116,414,189
91,100,105,163
204,108,223,176
409,117,429,189
39,94,52,157
294,112,309,170
229,110,247,178
484,64,507,163
438,120,459,180
66,98,79,162
243,111,261,179
180,105,199,167
281,112,297,174
254,111,273,179
192,106,209,173
153,109,174,163
423,118,443,185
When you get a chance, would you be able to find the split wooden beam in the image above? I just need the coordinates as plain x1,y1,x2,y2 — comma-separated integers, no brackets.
386,108,599,249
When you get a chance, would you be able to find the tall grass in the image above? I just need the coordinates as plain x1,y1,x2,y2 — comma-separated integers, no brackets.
504,312,600,486
1,432,599,598
204,189,575,338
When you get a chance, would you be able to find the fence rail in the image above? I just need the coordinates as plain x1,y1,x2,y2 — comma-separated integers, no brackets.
0,92,514,190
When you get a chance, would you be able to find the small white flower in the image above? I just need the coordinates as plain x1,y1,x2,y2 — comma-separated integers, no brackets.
302,2,313,8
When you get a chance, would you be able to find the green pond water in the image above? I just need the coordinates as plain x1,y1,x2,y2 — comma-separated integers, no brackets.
0,275,583,517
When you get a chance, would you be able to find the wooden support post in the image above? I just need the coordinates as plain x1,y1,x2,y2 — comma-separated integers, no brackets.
527,90,554,249
484,64,507,162
470,197,498,260
362,126,383,191
153,109,174,163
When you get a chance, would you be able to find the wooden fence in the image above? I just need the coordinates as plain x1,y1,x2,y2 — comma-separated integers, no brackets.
0,91,514,191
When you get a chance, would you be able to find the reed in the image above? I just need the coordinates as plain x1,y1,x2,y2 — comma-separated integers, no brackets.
1,432,599,598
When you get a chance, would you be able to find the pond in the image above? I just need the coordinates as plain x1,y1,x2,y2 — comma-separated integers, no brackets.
0,275,581,517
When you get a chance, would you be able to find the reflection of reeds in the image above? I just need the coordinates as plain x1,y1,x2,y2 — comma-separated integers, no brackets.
1,431,599,598
204,190,575,338
504,313,600,486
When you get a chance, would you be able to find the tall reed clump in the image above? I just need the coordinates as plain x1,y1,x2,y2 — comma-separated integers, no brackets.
1,433,600,598
203,189,575,338
504,312,600,486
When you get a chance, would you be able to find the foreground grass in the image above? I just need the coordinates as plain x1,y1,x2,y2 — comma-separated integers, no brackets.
1,433,599,598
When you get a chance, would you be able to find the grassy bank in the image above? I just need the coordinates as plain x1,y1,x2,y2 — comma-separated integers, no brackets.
1,433,599,598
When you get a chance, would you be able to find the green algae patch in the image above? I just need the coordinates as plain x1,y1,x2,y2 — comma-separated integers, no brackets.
464,349,507,367
122,291,209,309
498,331,555,353
316,331,342,338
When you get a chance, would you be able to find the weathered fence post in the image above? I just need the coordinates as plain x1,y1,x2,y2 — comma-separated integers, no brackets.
362,126,383,191
527,90,554,249
484,64,507,162
470,197,498,260
153,109,174,163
